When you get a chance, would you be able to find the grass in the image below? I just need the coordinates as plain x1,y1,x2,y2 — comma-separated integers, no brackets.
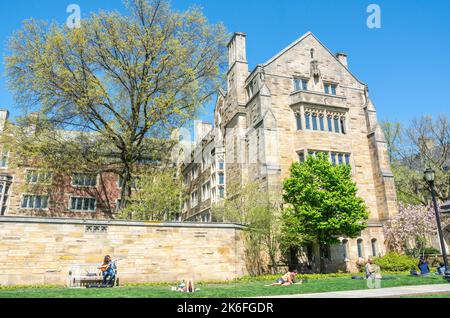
402,293,450,298
0,274,448,298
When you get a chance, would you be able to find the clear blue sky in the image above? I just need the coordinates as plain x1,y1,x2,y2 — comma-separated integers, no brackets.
0,0,449,126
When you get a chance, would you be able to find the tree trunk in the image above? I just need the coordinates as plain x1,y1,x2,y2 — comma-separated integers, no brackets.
318,245,326,274
99,172,114,219
120,165,133,210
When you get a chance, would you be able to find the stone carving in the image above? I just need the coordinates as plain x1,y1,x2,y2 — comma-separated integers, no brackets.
311,60,321,78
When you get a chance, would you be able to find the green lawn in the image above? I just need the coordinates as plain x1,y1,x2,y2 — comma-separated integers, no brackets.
402,293,450,298
0,274,448,298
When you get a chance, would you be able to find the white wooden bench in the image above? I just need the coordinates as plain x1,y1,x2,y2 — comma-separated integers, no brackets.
67,264,119,288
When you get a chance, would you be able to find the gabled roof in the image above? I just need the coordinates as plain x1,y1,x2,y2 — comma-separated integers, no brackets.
263,31,366,86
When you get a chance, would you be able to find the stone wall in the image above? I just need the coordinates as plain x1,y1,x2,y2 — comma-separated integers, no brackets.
0,217,247,286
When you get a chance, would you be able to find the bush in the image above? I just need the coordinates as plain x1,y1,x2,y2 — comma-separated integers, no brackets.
374,252,417,272
405,247,441,258
423,247,441,255
0,284,59,290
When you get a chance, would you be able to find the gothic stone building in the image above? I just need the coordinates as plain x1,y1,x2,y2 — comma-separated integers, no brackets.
181,32,398,272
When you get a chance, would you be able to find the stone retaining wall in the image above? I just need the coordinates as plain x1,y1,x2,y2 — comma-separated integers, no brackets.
0,217,247,286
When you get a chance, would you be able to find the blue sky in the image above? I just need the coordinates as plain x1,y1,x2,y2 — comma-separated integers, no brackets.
0,0,449,126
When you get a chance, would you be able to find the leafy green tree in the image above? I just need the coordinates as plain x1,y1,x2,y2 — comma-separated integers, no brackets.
213,182,281,275
282,154,369,272
5,0,228,206
118,168,184,221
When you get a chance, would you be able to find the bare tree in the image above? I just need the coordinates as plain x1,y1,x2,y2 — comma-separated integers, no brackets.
383,115,450,205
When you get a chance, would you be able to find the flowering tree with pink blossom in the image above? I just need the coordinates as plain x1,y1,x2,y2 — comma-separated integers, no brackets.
384,204,437,256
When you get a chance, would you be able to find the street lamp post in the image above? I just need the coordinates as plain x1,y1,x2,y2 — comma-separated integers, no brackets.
424,168,450,280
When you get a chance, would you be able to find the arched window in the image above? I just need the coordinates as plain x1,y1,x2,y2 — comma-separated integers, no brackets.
334,116,340,133
319,114,325,131
340,117,346,134
342,239,349,260
312,113,318,131
295,113,302,130
310,48,315,59
357,239,364,258
305,112,311,130
371,239,378,257
327,115,333,132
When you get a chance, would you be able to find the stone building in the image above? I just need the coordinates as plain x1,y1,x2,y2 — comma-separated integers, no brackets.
181,32,399,272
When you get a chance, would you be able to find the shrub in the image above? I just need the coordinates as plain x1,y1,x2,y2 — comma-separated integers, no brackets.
0,284,59,290
374,252,417,272
423,247,441,255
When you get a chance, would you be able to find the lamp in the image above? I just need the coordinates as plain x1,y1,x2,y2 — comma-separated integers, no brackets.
424,168,450,281
424,168,435,183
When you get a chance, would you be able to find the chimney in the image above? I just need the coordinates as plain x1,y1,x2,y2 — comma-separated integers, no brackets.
336,52,348,68
227,32,247,70
195,121,213,144
226,32,249,105
0,110,9,133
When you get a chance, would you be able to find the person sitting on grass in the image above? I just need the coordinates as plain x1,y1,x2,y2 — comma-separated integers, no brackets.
418,257,430,276
437,262,446,276
172,279,197,292
365,257,382,280
176,280,186,292
271,269,298,286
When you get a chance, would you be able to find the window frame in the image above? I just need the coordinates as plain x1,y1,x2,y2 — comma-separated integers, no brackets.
218,173,225,186
294,77,309,91
218,186,225,199
319,114,325,131
20,194,49,210
333,116,341,134
202,181,211,202
72,173,98,188
69,196,97,212
312,113,318,131
305,112,311,130
295,113,302,131
324,82,338,96
357,239,364,259
0,149,9,168
26,169,53,185
327,115,333,132
371,239,378,257
191,190,198,207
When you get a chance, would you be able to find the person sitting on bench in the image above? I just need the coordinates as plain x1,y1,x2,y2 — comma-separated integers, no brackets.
98,255,117,286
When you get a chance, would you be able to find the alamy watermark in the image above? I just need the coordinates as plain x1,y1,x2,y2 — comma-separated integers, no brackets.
367,4,382,29
171,121,281,170
66,4,81,29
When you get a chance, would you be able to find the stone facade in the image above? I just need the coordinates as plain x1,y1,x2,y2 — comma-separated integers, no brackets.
0,217,246,286
181,32,398,271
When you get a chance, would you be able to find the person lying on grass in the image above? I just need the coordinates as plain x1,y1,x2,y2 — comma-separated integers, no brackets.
271,269,299,286
172,279,198,292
